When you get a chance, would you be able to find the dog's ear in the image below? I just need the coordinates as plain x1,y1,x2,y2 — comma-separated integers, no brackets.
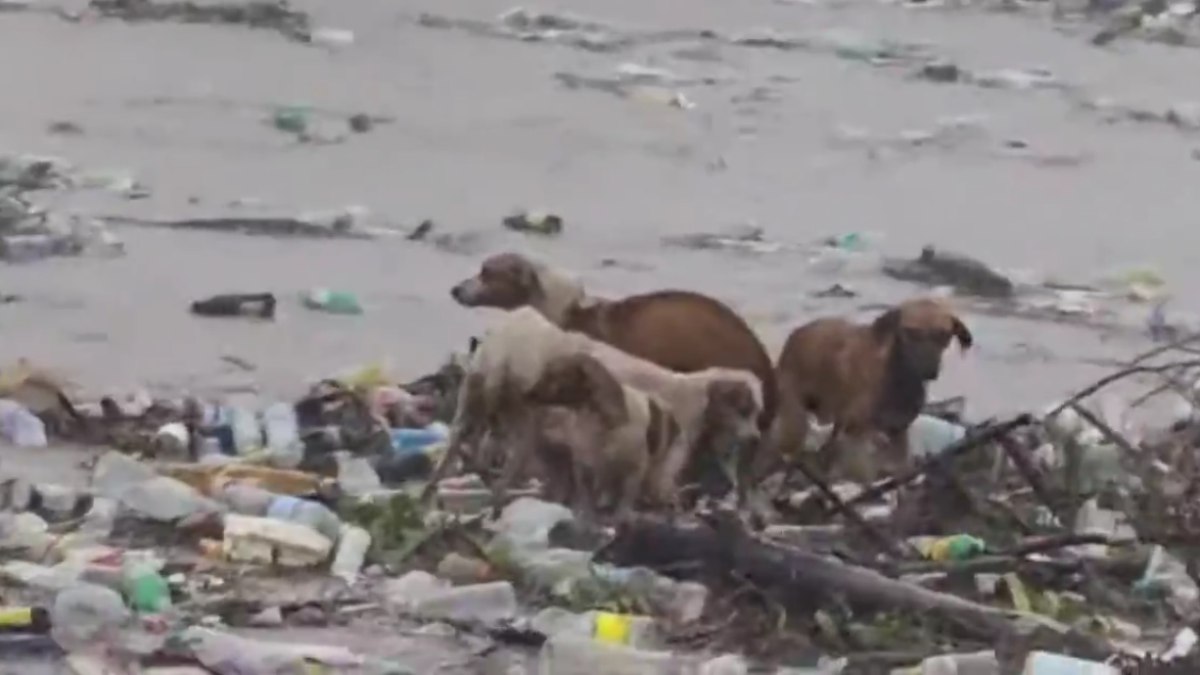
951,315,973,351
871,307,902,342
517,259,543,295
575,355,628,425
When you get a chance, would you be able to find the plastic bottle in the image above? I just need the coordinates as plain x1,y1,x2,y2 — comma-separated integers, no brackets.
908,414,966,458
92,451,158,499
502,210,563,236
301,288,363,315
190,293,276,320
405,581,517,624
0,607,51,634
0,233,73,263
1022,651,1117,675
118,476,222,523
153,422,191,458
920,651,999,675
0,399,47,447
120,560,171,614
50,583,130,652
266,495,342,542
330,524,371,585
261,402,302,468
535,632,683,675
216,481,275,516
334,451,382,496
390,422,449,452
227,403,263,455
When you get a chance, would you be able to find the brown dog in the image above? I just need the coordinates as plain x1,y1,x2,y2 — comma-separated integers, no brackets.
517,352,681,520
449,252,778,478
766,298,973,483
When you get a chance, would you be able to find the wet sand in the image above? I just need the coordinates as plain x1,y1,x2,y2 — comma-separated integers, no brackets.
1,0,1198,417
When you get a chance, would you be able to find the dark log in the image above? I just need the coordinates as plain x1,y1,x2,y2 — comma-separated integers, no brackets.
600,512,1116,658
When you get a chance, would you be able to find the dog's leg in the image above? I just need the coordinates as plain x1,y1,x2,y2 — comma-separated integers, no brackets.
420,372,483,504
755,386,808,489
614,466,642,522
488,404,539,518
571,455,597,523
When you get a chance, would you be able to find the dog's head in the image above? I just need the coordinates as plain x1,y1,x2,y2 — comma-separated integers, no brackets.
872,298,972,381
451,253,542,310
702,377,763,488
527,353,628,426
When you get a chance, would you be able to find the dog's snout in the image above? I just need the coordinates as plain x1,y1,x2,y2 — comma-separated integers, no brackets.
450,279,477,305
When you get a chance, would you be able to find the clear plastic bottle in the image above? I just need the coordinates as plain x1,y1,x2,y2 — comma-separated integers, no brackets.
216,481,275,517
265,495,341,542
0,399,47,447
228,404,263,456
536,633,683,675
333,451,381,497
330,524,371,585
120,560,171,614
261,402,302,468
405,581,517,624
50,583,130,653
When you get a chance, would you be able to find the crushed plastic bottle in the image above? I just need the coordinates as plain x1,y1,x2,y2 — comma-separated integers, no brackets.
92,451,157,499
0,399,47,447
181,626,365,673
1134,544,1200,615
117,476,222,523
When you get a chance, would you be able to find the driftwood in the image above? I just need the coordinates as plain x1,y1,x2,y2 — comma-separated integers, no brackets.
840,414,1035,512
600,513,1115,659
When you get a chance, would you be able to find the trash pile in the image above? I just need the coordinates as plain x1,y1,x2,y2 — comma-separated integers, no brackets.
0,153,132,264
6,325,1200,673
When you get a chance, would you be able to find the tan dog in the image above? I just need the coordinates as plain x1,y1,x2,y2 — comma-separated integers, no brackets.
517,353,681,519
420,307,761,511
449,252,778,482
766,298,973,483
585,340,763,504
418,307,577,506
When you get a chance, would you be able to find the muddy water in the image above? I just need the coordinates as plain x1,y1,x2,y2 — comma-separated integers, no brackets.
0,2,1197,414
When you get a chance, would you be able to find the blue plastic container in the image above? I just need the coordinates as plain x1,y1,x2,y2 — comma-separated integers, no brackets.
390,423,449,453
